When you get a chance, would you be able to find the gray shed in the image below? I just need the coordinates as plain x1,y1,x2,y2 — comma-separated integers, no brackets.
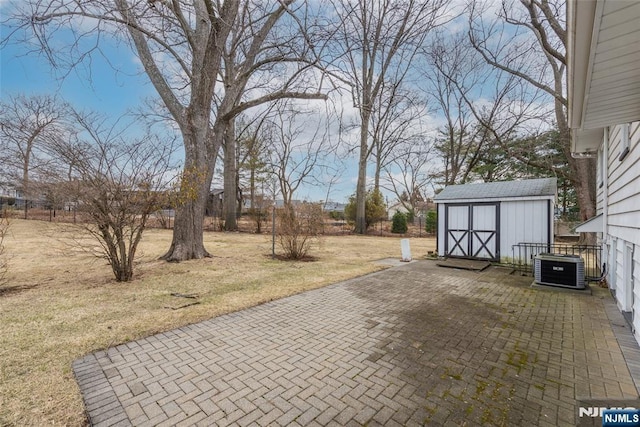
434,178,557,262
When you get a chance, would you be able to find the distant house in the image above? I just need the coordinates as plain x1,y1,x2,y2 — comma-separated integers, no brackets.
568,1,640,339
434,178,557,263
275,199,304,208
0,182,20,199
206,189,258,217
206,189,224,217
387,201,410,220
416,199,436,214
323,201,346,214
387,199,436,221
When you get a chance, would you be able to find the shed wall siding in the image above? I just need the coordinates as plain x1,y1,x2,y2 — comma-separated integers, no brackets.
436,197,553,262
437,203,446,255
500,200,550,261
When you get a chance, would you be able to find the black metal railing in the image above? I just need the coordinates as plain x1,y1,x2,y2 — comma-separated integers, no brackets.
511,242,603,280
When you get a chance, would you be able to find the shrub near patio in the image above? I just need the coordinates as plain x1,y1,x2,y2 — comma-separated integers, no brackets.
0,219,435,426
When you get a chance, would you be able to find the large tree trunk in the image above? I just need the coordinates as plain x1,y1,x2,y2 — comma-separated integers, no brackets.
250,168,255,210
161,117,215,261
373,146,381,192
223,119,238,231
355,111,371,234
556,104,597,222
572,157,597,245
557,109,597,244
162,192,209,261
572,158,597,221
23,165,29,220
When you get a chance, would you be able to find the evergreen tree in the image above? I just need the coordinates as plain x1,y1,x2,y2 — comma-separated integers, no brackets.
345,188,387,230
391,211,408,234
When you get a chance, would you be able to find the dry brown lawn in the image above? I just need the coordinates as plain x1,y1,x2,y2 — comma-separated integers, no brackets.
0,219,435,426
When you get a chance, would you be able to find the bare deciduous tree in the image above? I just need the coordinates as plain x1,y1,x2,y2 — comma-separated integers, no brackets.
213,1,328,231
467,0,596,221
428,28,554,186
382,139,435,216
327,0,449,234
370,81,430,191
264,104,336,208
423,35,481,185
5,0,239,260
4,0,326,260
0,94,70,219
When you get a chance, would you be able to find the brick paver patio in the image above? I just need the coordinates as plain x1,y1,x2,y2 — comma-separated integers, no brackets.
73,261,640,426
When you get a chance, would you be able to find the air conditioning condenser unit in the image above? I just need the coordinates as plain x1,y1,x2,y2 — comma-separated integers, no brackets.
534,253,586,289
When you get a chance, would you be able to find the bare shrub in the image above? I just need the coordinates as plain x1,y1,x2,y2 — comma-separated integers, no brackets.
277,203,323,260
248,193,271,233
74,145,173,281
53,112,176,282
153,210,173,229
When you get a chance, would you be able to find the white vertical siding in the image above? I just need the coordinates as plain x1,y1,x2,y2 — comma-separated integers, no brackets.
473,205,496,230
472,205,497,259
448,205,468,229
437,197,553,261
447,205,470,257
500,200,550,261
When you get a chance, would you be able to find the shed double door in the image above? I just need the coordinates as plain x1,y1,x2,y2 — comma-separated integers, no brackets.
445,203,499,261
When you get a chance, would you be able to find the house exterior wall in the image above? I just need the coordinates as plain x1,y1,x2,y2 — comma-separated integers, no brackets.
608,123,640,244
568,0,640,344
634,248,640,343
601,121,640,339
596,144,604,216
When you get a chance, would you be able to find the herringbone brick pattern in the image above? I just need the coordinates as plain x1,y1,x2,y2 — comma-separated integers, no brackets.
73,261,639,426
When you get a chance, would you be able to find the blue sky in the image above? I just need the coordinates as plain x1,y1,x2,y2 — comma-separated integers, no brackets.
1,1,559,209
0,30,366,203
0,1,490,205
1,37,153,117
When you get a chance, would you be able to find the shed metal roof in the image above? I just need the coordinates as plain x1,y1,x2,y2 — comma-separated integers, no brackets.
434,178,557,202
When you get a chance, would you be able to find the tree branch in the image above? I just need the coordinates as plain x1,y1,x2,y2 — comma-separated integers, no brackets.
517,0,566,65
467,29,567,106
114,0,186,121
223,92,327,121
